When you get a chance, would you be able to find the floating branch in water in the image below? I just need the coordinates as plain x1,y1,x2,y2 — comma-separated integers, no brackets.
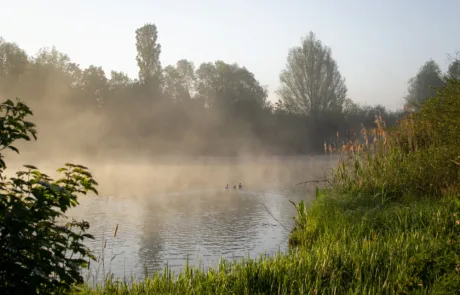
296,168,335,187
260,203,289,232
295,179,330,186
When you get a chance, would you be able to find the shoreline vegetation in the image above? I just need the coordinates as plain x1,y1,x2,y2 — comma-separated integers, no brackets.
68,80,460,294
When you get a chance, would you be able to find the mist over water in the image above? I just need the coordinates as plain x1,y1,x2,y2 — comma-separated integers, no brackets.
0,99,338,283
50,155,336,283
0,90,339,283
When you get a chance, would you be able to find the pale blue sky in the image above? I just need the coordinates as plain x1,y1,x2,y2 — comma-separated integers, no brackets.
1,0,459,110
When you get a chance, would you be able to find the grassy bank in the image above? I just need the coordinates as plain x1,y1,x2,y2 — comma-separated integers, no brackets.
72,192,460,294
73,80,460,294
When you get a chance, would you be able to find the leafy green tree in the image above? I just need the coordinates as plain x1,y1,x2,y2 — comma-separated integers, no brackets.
0,38,30,98
135,24,162,86
163,59,196,103
109,70,132,90
27,47,79,105
405,59,444,109
0,38,29,79
80,65,108,107
106,70,134,110
447,56,460,81
195,61,267,110
277,31,347,116
0,98,98,294
33,47,71,72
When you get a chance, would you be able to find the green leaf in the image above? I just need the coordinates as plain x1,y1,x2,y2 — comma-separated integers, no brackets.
31,170,41,177
88,187,99,195
7,145,20,154
23,164,38,170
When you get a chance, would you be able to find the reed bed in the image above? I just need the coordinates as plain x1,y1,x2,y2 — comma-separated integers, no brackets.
327,79,460,199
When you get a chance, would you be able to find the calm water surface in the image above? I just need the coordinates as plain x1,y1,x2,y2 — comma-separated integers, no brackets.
63,156,335,283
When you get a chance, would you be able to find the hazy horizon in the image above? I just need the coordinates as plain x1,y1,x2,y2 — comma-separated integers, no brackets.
2,0,459,111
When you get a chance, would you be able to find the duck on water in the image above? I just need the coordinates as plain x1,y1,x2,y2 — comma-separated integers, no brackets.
225,183,243,190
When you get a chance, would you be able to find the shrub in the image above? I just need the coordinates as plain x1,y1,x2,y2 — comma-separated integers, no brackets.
0,98,98,294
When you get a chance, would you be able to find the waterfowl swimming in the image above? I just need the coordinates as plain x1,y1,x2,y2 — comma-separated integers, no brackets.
233,185,237,189
225,184,229,190
238,182,243,189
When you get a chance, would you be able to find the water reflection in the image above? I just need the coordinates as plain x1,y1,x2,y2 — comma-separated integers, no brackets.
137,189,277,275
64,156,336,282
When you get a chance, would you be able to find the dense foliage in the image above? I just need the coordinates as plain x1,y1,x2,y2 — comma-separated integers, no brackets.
0,99,98,294
0,26,411,157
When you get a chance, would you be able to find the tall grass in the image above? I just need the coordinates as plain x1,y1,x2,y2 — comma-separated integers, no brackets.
72,192,460,294
72,80,460,294
330,79,460,199
83,223,120,288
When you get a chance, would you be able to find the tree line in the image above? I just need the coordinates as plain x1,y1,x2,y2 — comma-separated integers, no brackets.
0,24,458,157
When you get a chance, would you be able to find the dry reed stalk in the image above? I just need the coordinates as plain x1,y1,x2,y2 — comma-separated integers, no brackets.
361,125,369,147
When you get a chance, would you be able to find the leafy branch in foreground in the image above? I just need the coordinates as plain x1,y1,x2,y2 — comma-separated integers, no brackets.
0,98,37,171
0,98,98,295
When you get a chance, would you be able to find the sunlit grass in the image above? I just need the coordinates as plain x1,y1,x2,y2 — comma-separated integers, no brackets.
72,192,460,294
329,80,460,199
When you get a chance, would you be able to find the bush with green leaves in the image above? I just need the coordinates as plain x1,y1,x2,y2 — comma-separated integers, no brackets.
0,98,98,294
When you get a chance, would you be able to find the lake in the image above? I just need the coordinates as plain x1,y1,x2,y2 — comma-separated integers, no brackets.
33,155,337,284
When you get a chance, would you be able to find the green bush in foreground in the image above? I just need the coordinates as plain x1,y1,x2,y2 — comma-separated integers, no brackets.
0,99,98,294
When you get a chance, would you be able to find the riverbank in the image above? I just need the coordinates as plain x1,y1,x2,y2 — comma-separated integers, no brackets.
71,191,460,294
72,79,460,294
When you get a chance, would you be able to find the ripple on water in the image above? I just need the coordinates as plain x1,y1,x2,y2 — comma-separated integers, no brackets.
66,187,308,282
